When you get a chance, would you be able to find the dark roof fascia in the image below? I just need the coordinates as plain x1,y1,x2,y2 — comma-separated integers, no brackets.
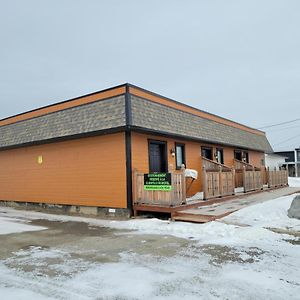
274,151,294,155
0,83,128,123
129,125,266,153
127,83,266,136
0,126,126,152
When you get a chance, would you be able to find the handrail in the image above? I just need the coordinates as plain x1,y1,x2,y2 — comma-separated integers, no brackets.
202,157,232,171
233,159,260,170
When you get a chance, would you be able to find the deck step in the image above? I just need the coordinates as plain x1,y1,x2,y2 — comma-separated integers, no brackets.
173,214,217,223
173,210,232,223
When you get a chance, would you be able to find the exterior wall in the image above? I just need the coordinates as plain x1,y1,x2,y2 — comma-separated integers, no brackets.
265,154,286,170
131,132,265,197
0,133,127,208
248,151,265,167
131,132,202,197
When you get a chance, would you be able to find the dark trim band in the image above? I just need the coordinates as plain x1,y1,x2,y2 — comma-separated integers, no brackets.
125,85,133,212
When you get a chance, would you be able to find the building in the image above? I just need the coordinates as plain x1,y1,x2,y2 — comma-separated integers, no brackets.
0,84,273,216
265,153,286,170
274,149,300,177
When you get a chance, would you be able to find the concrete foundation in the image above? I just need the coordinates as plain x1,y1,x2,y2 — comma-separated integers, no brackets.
0,201,131,219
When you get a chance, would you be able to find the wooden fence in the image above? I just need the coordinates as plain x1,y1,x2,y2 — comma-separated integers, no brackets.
133,170,186,207
243,169,263,192
234,159,261,188
202,158,235,200
268,169,288,188
133,164,288,208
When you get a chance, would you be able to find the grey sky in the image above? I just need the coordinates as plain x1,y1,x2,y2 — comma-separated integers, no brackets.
0,0,299,151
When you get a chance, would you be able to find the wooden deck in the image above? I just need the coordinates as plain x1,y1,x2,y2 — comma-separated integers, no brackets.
133,185,298,223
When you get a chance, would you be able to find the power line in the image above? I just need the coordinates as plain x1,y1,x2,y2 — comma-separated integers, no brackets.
273,133,300,146
257,117,300,129
267,124,300,133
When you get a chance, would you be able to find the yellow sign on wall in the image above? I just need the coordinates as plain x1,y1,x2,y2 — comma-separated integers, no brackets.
37,155,43,164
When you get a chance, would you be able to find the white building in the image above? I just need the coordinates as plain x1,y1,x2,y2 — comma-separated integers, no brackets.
265,153,286,170
273,148,300,177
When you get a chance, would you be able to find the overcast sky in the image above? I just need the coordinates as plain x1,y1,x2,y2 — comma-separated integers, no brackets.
0,0,299,151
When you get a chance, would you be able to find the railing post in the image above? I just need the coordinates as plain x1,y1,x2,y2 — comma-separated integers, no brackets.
243,166,246,193
232,167,236,195
202,166,207,200
219,165,223,197
170,170,175,206
181,168,186,204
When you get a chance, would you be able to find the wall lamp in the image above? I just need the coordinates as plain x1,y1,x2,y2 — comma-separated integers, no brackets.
170,148,176,157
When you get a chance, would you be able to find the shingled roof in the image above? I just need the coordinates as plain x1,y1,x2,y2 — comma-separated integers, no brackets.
130,95,273,152
0,95,126,149
0,85,273,152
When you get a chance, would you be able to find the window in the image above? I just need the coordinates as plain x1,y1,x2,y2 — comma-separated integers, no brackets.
175,143,186,169
296,150,300,162
234,150,242,161
234,150,249,163
202,147,213,160
216,148,224,164
242,151,249,163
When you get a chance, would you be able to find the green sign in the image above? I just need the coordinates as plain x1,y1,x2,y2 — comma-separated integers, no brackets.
144,173,172,191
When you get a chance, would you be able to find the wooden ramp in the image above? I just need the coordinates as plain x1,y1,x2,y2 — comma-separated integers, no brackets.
172,186,300,224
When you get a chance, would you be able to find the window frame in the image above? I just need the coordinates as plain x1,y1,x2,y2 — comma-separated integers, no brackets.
175,142,186,170
216,147,224,165
201,146,213,160
234,149,249,163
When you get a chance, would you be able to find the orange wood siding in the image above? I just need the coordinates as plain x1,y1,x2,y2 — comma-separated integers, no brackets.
131,132,265,197
0,133,127,208
131,132,202,197
249,151,265,167
129,87,265,136
0,86,126,127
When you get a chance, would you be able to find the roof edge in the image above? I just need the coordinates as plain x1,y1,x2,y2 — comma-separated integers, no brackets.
127,83,265,136
0,83,128,126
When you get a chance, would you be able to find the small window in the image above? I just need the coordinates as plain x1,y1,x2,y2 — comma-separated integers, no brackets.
234,150,249,163
296,150,300,162
175,143,186,169
242,151,249,163
216,148,224,164
234,150,242,161
202,147,213,160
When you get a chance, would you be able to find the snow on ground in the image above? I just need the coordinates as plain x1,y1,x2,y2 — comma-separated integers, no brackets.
0,193,300,299
0,213,47,235
288,176,300,187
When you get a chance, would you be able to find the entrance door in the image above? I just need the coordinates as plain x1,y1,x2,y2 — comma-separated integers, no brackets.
149,141,167,173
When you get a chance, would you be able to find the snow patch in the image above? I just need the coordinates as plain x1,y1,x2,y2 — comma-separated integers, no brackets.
288,177,300,187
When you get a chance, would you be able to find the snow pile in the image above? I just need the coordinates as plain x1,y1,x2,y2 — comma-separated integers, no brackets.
288,176,300,187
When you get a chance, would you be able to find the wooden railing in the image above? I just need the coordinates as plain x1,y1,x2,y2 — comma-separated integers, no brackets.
234,159,259,171
234,159,261,188
268,169,288,188
202,157,232,171
202,158,235,200
133,170,186,207
243,169,263,192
